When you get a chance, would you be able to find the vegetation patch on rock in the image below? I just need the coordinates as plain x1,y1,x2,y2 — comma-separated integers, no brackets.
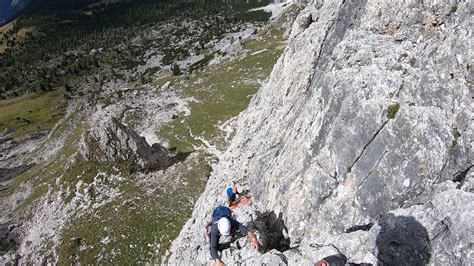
387,102,400,119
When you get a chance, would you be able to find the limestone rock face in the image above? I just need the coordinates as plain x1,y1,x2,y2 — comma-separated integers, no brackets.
168,0,472,265
80,105,169,172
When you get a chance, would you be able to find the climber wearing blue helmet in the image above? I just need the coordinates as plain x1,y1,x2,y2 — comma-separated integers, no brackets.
226,185,240,207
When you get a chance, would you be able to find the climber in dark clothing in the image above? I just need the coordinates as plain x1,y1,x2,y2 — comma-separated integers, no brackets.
209,206,260,266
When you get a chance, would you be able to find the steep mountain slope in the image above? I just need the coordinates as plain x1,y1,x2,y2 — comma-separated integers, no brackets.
168,0,473,264
0,2,296,263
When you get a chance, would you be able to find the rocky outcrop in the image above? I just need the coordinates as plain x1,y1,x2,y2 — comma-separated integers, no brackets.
0,222,20,263
283,180,474,265
168,0,472,264
0,223,17,255
79,104,170,172
0,164,34,183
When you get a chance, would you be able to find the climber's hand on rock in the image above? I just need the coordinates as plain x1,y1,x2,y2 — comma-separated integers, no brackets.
248,231,260,251
315,259,329,266
251,237,260,251
215,258,225,266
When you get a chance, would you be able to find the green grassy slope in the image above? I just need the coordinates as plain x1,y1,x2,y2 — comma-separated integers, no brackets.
158,27,287,153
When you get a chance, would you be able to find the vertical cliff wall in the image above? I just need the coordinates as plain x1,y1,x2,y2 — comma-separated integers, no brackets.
168,0,473,264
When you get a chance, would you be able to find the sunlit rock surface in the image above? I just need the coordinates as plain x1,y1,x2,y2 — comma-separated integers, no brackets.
168,0,472,264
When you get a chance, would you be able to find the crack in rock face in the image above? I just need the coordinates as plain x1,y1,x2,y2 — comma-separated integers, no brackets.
168,0,473,264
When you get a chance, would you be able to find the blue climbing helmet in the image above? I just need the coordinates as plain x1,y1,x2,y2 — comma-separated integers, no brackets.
226,186,235,198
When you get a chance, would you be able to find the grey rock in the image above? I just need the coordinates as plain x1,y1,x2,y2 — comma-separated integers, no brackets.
281,184,473,265
295,11,312,33
168,0,472,265
0,164,34,183
241,249,288,265
0,222,18,257
80,105,169,171
459,167,474,192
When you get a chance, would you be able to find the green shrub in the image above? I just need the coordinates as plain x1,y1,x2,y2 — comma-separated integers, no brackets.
387,103,400,119
171,63,181,76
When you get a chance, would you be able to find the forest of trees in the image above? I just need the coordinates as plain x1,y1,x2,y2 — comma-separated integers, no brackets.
0,0,271,99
